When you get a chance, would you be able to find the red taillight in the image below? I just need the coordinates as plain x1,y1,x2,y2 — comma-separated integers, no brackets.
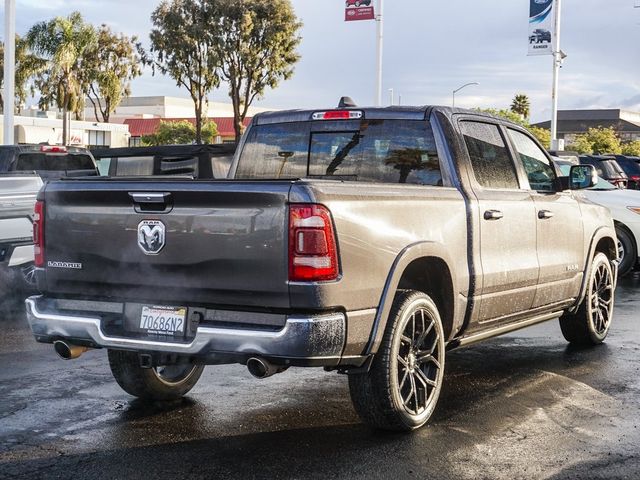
33,200,45,267
630,175,640,181
289,204,339,282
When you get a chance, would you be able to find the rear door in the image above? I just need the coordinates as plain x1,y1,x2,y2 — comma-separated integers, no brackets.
506,128,584,307
458,120,539,327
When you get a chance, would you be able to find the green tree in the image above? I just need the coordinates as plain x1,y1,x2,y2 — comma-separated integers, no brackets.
0,36,47,112
568,127,622,155
83,25,142,123
510,94,531,120
529,126,551,149
141,119,219,145
26,11,97,145
144,0,220,144
211,0,302,140
568,135,594,154
478,108,529,127
621,140,640,157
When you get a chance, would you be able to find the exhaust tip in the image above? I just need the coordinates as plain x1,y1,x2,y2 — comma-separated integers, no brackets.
247,357,269,379
54,341,87,360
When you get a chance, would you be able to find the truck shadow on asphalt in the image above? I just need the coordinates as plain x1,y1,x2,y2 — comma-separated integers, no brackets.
3,335,633,480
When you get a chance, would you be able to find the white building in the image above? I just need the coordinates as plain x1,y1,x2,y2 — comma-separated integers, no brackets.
84,96,273,123
0,114,130,148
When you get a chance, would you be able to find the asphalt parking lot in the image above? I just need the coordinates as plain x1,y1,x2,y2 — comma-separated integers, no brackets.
1,276,639,480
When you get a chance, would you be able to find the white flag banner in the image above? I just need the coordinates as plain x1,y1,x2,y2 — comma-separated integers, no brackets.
528,0,555,56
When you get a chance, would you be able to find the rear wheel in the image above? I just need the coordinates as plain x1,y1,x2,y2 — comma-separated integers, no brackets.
559,252,614,345
615,226,636,277
108,349,204,401
349,290,445,431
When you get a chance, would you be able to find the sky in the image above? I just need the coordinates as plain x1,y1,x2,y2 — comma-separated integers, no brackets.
3,0,640,123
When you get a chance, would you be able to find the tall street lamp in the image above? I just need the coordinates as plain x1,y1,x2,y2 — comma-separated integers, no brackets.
3,0,16,145
452,82,479,108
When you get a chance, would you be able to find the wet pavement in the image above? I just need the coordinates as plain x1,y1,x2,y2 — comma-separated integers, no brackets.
1,277,639,479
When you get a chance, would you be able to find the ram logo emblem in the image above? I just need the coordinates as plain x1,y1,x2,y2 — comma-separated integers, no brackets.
137,220,166,255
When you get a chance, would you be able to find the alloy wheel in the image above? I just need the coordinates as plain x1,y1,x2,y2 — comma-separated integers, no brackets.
590,262,613,335
396,307,443,416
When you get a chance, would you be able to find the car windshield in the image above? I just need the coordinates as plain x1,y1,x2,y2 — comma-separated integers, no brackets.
559,165,616,190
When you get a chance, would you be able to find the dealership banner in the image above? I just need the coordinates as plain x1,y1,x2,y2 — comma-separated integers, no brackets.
528,0,555,56
345,1,375,22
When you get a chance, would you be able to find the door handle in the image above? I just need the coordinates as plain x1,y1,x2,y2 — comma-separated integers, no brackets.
484,210,504,221
538,210,555,219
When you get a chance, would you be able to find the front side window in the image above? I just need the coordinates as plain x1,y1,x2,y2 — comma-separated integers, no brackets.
460,121,519,189
508,129,557,192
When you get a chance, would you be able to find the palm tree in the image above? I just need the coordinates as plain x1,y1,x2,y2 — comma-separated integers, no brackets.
26,12,96,145
510,94,531,121
0,36,47,113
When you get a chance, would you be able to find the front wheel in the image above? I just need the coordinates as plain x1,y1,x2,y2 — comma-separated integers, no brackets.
616,226,636,277
559,252,614,345
349,290,445,431
108,349,204,401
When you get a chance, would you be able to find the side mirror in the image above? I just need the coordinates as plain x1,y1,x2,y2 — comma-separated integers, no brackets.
570,165,597,190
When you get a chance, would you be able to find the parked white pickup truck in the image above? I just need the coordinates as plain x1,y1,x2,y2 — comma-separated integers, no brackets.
0,173,42,292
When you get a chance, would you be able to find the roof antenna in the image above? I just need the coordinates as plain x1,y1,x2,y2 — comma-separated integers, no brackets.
338,96,357,108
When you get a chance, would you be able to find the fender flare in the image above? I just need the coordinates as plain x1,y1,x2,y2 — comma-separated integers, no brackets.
364,241,462,355
570,226,618,313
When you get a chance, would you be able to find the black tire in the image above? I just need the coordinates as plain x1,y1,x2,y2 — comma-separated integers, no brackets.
615,226,636,277
108,349,204,401
559,252,614,346
348,290,445,431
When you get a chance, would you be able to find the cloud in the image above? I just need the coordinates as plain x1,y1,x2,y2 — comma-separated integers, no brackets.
1,0,638,122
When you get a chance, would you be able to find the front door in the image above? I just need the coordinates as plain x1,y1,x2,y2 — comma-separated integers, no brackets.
506,128,584,307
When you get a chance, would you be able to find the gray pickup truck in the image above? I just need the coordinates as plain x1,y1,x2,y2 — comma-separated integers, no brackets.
27,105,618,432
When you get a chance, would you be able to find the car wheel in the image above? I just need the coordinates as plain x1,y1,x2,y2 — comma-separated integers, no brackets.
616,226,636,277
559,252,614,345
348,290,445,431
108,349,204,401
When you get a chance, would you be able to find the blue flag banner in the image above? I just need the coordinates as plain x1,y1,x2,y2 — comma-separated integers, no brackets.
528,0,555,56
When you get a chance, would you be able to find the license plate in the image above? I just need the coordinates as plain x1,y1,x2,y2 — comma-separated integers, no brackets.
139,306,187,336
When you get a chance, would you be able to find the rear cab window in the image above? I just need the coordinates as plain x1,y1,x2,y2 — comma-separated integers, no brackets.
235,119,443,186
15,153,95,172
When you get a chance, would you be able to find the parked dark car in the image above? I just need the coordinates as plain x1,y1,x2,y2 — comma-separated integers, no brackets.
345,0,371,6
529,29,552,44
27,105,618,432
610,155,640,190
580,155,628,189
91,144,236,179
0,145,98,180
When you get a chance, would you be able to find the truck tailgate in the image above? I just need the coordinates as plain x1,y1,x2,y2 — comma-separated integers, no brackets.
42,179,292,308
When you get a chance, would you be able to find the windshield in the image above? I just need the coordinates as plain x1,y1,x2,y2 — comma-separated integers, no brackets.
235,119,443,186
559,165,616,190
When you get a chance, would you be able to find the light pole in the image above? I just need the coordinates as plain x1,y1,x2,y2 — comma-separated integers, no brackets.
550,0,563,150
3,0,16,145
388,88,394,106
452,82,479,108
375,0,384,106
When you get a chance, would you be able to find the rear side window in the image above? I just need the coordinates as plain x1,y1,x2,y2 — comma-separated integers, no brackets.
113,156,154,176
235,119,442,185
507,129,556,191
460,121,519,189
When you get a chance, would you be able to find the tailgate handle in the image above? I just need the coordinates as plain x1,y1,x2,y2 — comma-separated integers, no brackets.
129,192,171,204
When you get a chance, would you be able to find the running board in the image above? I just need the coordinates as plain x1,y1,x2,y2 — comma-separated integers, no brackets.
447,311,563,350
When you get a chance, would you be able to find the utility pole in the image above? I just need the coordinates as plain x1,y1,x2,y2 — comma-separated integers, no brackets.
375,0,384,106
3,0,16,145
550,0,563,150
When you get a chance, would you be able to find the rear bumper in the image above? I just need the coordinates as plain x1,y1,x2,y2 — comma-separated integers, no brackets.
26,296,348,366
